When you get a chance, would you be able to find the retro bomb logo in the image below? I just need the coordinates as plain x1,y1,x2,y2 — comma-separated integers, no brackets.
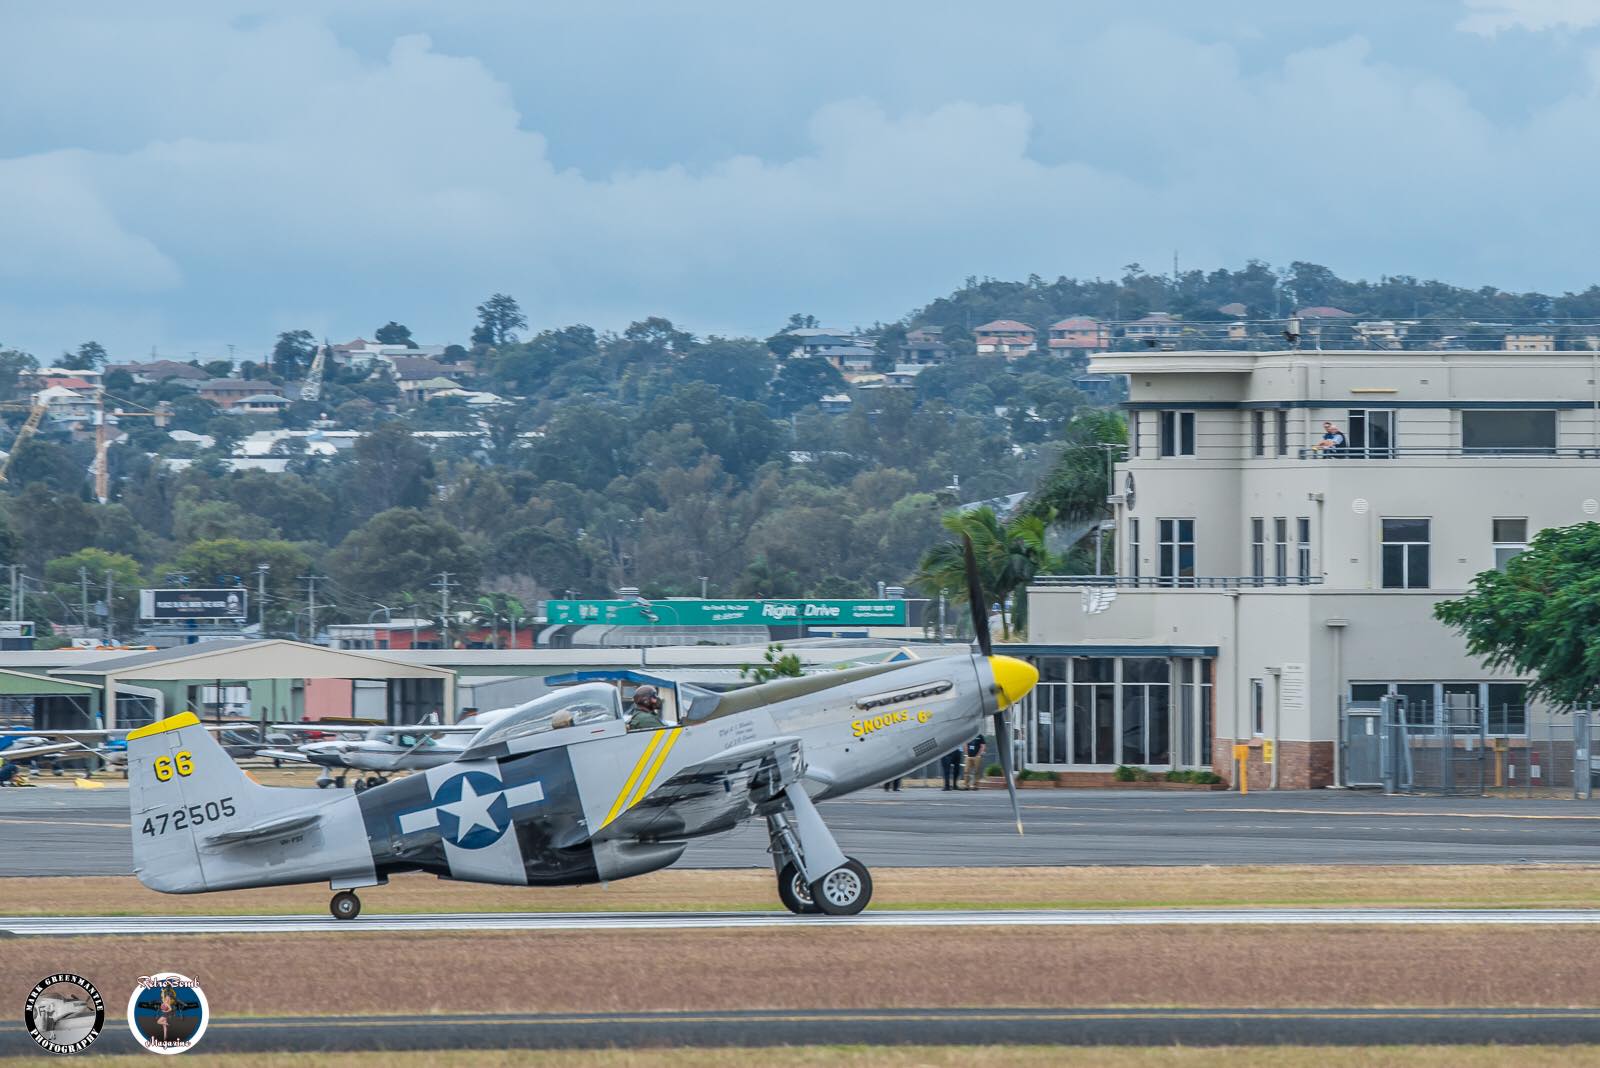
127,973,209,1055
851,709,932,739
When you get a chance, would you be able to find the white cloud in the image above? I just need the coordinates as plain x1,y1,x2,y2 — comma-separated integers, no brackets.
1459,0,1600,35
3,6,1600,359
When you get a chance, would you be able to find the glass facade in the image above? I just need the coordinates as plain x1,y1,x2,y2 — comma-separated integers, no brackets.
1024,654,1213,769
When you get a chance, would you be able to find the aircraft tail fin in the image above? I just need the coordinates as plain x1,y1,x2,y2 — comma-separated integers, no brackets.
126,712,271,892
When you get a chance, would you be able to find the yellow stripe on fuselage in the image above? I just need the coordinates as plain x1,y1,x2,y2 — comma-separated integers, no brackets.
627,728,682,809
600,730,668,829
125,712,200,742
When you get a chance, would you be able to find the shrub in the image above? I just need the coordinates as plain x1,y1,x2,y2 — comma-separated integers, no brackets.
984,763,1003,777
1018,769,1055,782
1114,765,1155,782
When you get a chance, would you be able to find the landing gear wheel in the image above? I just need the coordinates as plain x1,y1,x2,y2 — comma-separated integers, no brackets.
334,775,347,789
365,776,384,789
776,862,821,915
810,858,872,916
330,891,361,921
352,778,368,794
316,777,332,789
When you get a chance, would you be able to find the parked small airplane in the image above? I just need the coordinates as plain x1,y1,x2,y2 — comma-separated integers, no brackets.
127,541,1036,919
256,706,524,790
0,727,121,763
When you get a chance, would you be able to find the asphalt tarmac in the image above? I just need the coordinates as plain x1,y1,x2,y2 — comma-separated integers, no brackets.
9,906,1600,936
6,783,1600,876
5,1007,1600,1053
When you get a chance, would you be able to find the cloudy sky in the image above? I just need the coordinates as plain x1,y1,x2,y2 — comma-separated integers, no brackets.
5,0,1600,360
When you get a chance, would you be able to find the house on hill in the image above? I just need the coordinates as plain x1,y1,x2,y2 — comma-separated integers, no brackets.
974,320,1037,358
1048,317,1110,354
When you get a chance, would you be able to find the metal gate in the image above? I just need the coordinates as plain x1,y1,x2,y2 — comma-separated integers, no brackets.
1379,694,1487,796
1341,705,1384,787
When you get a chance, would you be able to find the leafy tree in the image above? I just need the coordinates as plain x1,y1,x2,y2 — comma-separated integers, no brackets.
172,492,278,543
491,325,599,396
770,357,847,415
342,422,436,518
915,506,1056,639
1435,524,1600,708
272,330,316,378
44,547,142,634
740,643,803,682
6,438,90,495
1024,410,1126,546
375,321,417,348
0,347,37,401
472,293,528,348
327,508,480,605
8,485,97,570
62,341,108,370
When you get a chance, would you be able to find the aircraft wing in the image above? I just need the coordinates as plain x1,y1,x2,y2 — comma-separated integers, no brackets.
597,735,805,842
254,747,315,763
0,740,93,761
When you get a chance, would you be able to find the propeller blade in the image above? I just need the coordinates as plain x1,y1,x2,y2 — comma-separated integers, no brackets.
994,708,1022,835
961,533,992,657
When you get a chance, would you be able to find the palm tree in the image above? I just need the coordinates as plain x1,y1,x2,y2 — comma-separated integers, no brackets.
914,507,1057,640
470,592,525,649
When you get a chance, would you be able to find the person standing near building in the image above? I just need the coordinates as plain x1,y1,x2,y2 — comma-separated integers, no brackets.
962,733,986,790
940,747,961,790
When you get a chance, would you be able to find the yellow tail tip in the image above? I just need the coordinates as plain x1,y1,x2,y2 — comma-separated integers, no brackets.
987,655,1039,709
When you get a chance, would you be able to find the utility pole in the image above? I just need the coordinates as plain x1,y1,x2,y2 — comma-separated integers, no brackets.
79,567,89,636
7,565,17,622
256,564,269,636
104,569,113,644
699,575,709,599
433,571,456,649
298,574,323,645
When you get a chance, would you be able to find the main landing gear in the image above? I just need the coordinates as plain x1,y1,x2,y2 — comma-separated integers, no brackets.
351,775,386,793
767,784,873,916
330,890,361,920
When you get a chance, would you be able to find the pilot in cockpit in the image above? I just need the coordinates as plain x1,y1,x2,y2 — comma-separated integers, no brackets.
626,685,666,731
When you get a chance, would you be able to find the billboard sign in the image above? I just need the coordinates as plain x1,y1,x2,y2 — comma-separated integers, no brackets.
545,599,907,627
140,588,249,621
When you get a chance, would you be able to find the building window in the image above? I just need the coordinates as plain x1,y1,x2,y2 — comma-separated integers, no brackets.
1129,412,1140,458
1348,409,1395,458
1120,657,1171,765
1275,410,1289,456
1128,517,1140,579
1071,656,1115,764
1273,518,1289,584
1250,678,1265,736
1158,518,1196,585
1159,411,1195,457
1462,410,1556,455
1297,517,1312,580
1381,518,1430,589
1487,683,1528,735
1493,518,1528,571
1250,518,1265,584
1251,411,1265,457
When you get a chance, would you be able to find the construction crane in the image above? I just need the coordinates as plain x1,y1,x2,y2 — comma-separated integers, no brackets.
301,342,329,402
93,392,170,503
0,402,47,484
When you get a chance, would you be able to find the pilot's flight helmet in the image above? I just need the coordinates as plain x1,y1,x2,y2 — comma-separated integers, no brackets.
632,684,661,711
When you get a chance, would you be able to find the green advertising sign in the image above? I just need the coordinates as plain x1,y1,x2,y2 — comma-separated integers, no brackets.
546,599,907,627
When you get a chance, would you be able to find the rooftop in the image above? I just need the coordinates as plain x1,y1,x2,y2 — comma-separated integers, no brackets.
974,319,1035,332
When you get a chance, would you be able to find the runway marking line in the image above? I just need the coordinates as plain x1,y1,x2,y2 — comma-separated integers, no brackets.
0,816,129,829
1188,808,1600,821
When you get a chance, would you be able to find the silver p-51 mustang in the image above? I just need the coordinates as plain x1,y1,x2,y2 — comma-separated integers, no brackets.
128,551,1037,918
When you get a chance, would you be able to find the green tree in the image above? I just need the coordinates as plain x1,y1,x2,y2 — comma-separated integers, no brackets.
1435,524,1600,708
44,548,142,634
770,357,847,416
740,643,803,682
272,330,315,378
914,506,1055,639
62,341,108,371
375,321,417,348
0,347,38,401
472,293,528,348
341,422,435,519
327,508,480,605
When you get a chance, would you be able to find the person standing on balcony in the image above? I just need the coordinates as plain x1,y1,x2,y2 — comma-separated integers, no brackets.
1311,421,1346,455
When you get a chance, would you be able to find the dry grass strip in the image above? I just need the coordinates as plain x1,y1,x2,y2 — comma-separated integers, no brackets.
5,926,1599,1017
6,865,1600,916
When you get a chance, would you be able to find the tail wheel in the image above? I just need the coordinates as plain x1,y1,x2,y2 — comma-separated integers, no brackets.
776,861,820,915
330,891,361,921
811,858,872,916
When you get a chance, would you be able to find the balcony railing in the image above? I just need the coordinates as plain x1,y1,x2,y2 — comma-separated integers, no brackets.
1034,575,1325,589
1296,446,1600,460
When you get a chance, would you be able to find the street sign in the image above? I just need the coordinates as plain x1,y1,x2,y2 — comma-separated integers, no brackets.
1262,739,1275,764
140,588,249,620
546,599,908,627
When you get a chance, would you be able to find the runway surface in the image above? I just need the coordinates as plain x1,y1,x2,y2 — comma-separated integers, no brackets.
9,906,1600,936
8,784,1600,876
5,1007,1600,1052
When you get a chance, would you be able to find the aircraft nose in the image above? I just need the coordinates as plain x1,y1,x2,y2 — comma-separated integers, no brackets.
987,655,1039,710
